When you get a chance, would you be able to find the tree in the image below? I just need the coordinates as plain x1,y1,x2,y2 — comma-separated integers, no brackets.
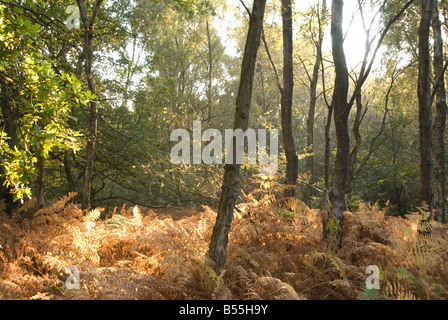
417,0,434,223
280,0,298,197
260,0,297,197
304,0,327,206
431,0,446,223
0,3,81,209
327,0,349,248
325,0,415,245
209,0,267,270
0,77,18,212
77,0,103,210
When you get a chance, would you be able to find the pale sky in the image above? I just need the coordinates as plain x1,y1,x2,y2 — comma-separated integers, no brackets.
216,0,383,69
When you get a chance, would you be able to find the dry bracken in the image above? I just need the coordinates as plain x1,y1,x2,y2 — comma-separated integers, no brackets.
0,194,447,300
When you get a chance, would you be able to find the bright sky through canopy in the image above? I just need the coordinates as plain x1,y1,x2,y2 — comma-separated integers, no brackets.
218,0,383,69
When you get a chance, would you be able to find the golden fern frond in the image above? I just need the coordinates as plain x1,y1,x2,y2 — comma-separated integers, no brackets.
254,276,305,300
397,291,418,300
283,198,311,215
12,198,37,220
302,251,347,279
33,193,78,217
190,256,229,299
404,236,445,273
132,206,142,224
119,204,126,216
83,208,103,222
71,233,100,264
417,233,448,253
385,280,418,300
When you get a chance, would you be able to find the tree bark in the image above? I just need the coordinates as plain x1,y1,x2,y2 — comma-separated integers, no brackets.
319,0,332,212
0,80,18,214
327,0,349,248
64,150,77,194
321,103,333,211
209,0,266,271
36,155,45,207
206,20,213,126
431,0,446,223
305,1,325,205
304,60,319,204
281,0,298,197
346,91,363,197
417,0,434,220
77,0,103,210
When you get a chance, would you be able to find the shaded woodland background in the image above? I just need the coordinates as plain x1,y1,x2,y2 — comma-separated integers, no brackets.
0,0,448,300
1,0,442,214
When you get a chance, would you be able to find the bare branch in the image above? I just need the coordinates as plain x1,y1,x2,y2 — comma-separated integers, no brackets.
239,0,251,18
348,0,416,109
261,28,283,94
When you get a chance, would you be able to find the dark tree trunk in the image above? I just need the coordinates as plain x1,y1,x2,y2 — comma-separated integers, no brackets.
417,0,434,221
346,91,363,197
431,0,446,223
209,0,267,271
305,0,326,207
304,39,321,205
327,0,349,248
206,20,213,127
77,0,103,210
281,0,298,197
64,150,77,194
36,155,45,207
0,80,18,214
321,103,333,212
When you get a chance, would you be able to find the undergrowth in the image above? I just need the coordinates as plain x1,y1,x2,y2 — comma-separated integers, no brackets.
0,192,447,300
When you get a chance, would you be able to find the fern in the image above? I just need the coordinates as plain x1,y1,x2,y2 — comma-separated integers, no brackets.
253,276,305,300
132,205,143,224
358,288,380,300
1,193,448,300
327,215,342,248
83,208,103,222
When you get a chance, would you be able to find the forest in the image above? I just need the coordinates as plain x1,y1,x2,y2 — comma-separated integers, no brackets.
0,0,448,301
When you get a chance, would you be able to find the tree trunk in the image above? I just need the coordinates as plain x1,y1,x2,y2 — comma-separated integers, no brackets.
209,0,266,271
417,0,434,221
346,91,363,197
304,36,322,205
0,80,18,214
305,0,326,206
321,103,333,211
327,0,349,248
431,0,446,223
206,20,213,127
36,155,45,207
281,0,298,197
64,150,77,194
77,0,102,210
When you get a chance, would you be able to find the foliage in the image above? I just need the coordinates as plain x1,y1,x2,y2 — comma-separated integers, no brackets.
0,4,83,200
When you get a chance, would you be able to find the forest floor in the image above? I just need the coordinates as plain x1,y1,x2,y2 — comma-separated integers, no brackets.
0,192,448,300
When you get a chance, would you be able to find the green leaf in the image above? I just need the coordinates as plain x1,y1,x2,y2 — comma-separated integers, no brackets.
358,288,380,300
34,124,42,135
13,6,23,14
395,267,417,281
